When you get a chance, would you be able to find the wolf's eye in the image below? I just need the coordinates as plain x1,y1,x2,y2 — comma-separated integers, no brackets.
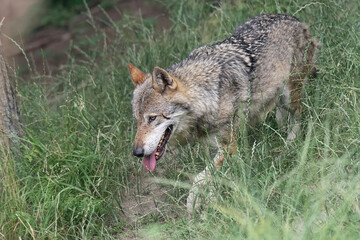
148,116,157,123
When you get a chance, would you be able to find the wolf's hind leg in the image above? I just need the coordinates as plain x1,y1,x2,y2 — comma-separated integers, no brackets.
286,111,301,141
276,87,301,142
285,27,319,141
276,105,300,142
276,90,291,129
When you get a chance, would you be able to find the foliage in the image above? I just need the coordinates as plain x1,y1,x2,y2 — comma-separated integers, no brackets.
1,0,360,238
38,0,115,28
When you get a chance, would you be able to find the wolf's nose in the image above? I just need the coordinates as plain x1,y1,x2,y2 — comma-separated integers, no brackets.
133,147,145,157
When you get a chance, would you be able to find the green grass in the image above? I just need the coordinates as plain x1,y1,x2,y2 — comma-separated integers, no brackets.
1,0,360,239
37,0,115,28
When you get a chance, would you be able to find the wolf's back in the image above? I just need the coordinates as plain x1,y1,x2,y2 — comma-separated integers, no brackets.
217,14,318,76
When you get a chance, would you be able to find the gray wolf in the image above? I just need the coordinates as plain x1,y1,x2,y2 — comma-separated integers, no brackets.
128,14,319,212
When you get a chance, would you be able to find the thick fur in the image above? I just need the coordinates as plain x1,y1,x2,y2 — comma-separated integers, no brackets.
129,14,319,211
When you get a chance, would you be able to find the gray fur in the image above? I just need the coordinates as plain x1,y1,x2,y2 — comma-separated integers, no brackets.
129,14,320,212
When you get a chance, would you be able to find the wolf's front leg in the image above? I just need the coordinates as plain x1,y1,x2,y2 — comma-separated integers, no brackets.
186,149,225,213
186,133,237,213
186,166,212,213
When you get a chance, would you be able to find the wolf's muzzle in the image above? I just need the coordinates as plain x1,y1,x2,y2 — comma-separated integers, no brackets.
133,147,145,157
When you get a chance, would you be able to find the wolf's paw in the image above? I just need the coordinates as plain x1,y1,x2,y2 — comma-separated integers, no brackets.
186,184,202,213
186,167,215,213
286,120,300,142
286,131,297,142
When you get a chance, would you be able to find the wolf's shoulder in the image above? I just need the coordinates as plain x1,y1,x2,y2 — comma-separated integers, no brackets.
233,14,299,36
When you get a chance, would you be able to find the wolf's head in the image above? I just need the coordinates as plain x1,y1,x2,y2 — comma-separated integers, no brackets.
128,63,189,172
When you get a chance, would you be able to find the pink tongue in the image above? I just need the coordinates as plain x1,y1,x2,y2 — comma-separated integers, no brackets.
143,149,156,172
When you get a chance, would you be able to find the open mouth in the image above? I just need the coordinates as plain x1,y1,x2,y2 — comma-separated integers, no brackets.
155,125,173,160
143,125,173,172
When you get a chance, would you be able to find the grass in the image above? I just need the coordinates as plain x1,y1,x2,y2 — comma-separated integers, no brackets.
37,0,115,28
1,0,360,239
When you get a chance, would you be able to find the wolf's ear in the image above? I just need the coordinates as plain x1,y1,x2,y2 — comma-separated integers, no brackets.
152,67,177,93
128,63,147,86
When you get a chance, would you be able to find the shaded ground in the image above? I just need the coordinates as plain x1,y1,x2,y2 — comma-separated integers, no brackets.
119,166,173,239
8,0,171,83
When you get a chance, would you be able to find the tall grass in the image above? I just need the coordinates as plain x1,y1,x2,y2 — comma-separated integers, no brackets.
0,0,359,239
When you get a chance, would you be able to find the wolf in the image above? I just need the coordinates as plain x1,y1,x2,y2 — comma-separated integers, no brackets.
128,14,319,212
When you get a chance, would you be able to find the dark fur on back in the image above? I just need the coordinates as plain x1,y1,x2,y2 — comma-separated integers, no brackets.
223,14,300,74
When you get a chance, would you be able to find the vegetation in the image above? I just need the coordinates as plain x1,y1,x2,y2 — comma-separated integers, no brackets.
38,0,115,27
1,0,360,239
